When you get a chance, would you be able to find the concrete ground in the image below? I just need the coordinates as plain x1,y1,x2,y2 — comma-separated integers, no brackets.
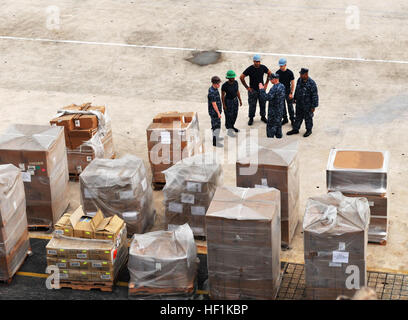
0,0,407,271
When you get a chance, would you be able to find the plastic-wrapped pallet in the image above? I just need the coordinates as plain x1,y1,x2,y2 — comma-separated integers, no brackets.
128,223,198,299
0,164,30,281
163,153,223,237
236,136,299,246
0,125,69,226
326,149,389,244
50,103,115,175
79,154,155,236
303,192,370,300
206,186,281,300
146,111,203,185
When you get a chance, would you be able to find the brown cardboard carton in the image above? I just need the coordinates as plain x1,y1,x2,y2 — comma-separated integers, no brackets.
95,215,125,241
54,213,74,237
303,192,370,300
63,103,105,115
206,186,281,300
0,230,30,281
69,206,104,239
236,137,299,245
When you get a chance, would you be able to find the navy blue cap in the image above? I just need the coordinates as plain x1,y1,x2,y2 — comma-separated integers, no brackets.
299,68,309,74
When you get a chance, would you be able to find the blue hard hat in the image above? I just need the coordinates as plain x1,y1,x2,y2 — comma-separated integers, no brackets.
279,58,287,66
253,54,261,61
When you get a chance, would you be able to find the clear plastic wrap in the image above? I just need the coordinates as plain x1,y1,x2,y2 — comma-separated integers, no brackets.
128,223,198,298
146,112,202,184
303,191,370,300
46,232,128,283
206,186,281,300
0,164,30,280
79,154,156,236
326,149,389,195
236,136,299,245
163,153,223,237
0,125,69,225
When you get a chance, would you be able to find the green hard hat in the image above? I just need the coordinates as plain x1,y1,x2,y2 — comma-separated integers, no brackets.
226,70,236,79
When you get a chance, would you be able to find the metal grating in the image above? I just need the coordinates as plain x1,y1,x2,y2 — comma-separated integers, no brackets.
277,263,408,300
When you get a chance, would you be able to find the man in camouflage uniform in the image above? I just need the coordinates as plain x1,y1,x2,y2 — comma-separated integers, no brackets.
207,76,224,147
287,68,319,137
259,73,286,138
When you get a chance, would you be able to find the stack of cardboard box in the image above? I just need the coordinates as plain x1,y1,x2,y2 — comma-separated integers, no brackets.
0,164,30,281
303,192,370,300
0,124,69,226
326,149,389,244
128,224,198,298
50,103,115,175
163,153,222,237
47,206,127,284
206,186,281,300
236,137,299,246
146,111,202,185
79,155,156,236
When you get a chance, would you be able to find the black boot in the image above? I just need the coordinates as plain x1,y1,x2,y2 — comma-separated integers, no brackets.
232,127,239,132
248,117,254,126
290,119,295,128
261,116,267,124
287,129,299,135
213,136,224,147
281,117,289,125
303,130,312,137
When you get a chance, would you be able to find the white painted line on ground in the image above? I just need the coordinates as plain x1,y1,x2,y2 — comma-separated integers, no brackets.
1,35,408,65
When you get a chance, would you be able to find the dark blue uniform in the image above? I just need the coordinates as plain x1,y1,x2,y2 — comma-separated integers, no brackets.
260,82,286,138
293,77,319,131
208,86,222,135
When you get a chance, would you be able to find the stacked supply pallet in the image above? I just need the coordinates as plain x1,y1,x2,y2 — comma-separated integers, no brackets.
236,136,300,246
0,164,31,282
128,224,198,299
303,192,370,300
326,149,389,244
163,153,222,237
79,154,156,236
50,103,115,177
47,206,128,291
206,186,281,300
146,111,202,188
0,124,69,227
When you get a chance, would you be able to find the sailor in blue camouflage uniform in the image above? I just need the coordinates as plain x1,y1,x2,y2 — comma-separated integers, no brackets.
287,68,319,137
259,73,286,138
208,76,224,147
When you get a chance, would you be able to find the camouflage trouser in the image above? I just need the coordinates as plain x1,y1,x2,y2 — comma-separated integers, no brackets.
282,94,295,122
267,103,283,138
248,90,266,118
293,103,314,130
224,97,239,129
209,112,221,136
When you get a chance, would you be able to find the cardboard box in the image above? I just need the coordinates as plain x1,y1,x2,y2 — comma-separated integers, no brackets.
146,112,201,184
54,206,125,241
326,149,389,196
0,125,69,225
0,230,30,281
303,192,370,300
236,137,299,245
79,155,155,236
206,186,281,300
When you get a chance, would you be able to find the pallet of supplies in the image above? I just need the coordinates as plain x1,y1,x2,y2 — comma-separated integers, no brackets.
236,136,300,246
128,223,198,299
0,164,31,282
163,153,222,237
303,192,370,300
0,124,69,227
206,186,281,300
146,111,202,188
79,155,156,236
50,103,115,176
326,149,389,244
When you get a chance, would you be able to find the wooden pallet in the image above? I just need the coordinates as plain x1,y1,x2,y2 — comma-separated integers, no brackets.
59,280,114,292
368,239,387,246
69,172,81,181
128,278,195,297
27,219,53,232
